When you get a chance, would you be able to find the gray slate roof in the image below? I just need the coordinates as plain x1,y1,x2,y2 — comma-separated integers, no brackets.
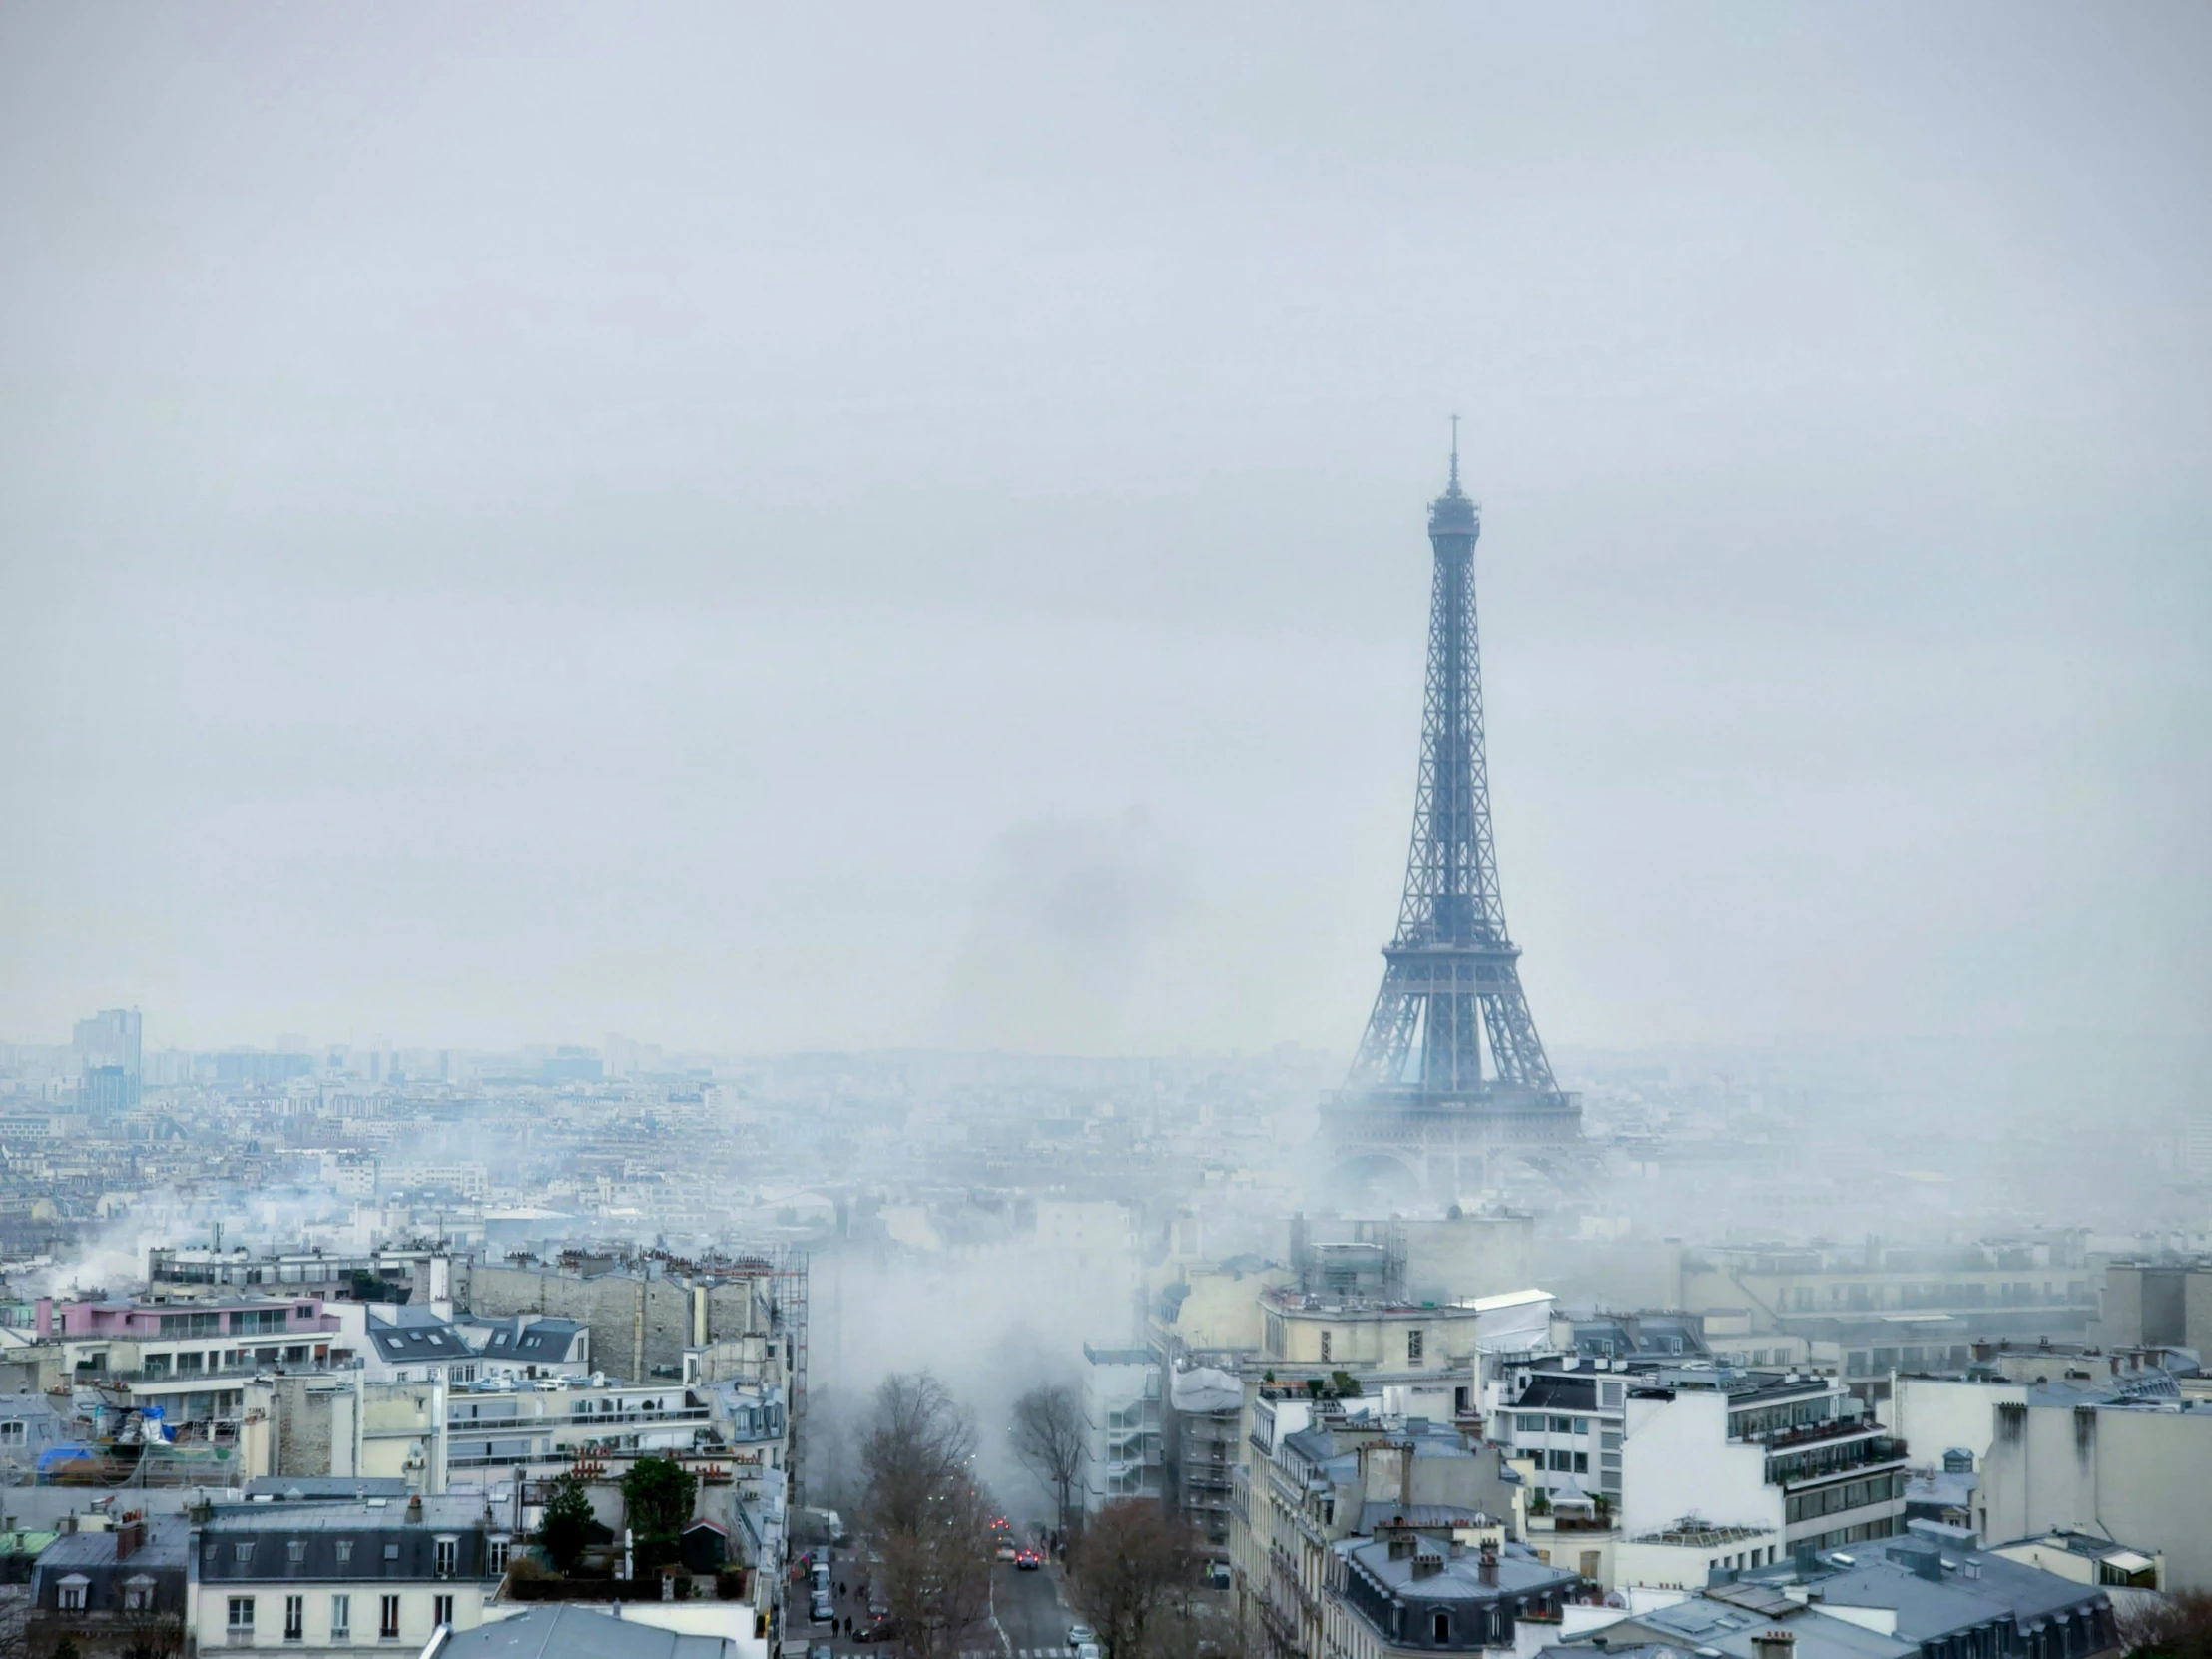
198,1495,493,1584
1804,1544,2111,1641
366,1310,469,1363
474,1317,585,1362
1605,1596,1916,1659
1339,1537,1577,1605
435,1604,735,1657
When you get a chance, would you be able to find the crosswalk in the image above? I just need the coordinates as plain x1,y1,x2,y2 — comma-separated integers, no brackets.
961,1649,1062,1658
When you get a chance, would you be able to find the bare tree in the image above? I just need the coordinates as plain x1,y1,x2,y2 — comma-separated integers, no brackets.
860,1372,993,1659
1010,1382,1084,1539
859,1372,980,1536
1068,1499,1198,1659
877,1477,996,1659
2118,1588,2212,1659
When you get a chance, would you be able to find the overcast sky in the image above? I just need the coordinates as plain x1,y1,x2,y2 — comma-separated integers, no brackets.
2,4,2206,1061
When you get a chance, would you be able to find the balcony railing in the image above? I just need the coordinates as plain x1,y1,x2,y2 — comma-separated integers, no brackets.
1739,1416,1878,1451
1768,1435,1908,1487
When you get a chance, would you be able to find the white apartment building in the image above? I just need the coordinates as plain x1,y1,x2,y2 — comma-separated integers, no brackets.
1620,1368,1908,1554
188,1492,499,1654
1081,1343,1161,1512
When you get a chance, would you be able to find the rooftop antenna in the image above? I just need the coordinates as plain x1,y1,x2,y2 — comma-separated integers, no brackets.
1448,413,1461,493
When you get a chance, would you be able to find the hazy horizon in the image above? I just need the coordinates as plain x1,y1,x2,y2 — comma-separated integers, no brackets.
4,5,2206,1064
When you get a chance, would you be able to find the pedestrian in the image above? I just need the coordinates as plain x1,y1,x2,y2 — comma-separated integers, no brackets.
838,1581,846,1598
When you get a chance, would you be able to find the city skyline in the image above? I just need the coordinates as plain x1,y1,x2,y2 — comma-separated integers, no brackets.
4,9,2206,1063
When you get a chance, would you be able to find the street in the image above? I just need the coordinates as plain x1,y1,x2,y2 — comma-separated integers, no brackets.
986,1558,1075,1659
795,1552,1075,1659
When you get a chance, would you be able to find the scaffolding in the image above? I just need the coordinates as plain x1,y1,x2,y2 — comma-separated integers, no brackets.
719,1242,810,1509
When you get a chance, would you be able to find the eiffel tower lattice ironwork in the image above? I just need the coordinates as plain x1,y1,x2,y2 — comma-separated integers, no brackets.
1324,433,1580,1186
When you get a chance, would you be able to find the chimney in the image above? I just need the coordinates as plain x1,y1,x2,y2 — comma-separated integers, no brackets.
116,1513,147,1561
406,1494,424,1524
1412,1549,1444,1580
1400,1443,1416,1510
1752,1632,1797,1659
1478,1543,1499,1587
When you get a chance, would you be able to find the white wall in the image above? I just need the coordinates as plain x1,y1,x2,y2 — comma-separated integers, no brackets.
1883,1377,2025,1470
1614,1531,1782,1592
1619,1390,1780,1539
1979,1404,2212,1593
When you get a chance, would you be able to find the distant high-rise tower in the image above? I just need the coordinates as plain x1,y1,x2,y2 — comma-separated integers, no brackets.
74,1007,143,1113
1321,437,1579,1194
73,1007,142,1077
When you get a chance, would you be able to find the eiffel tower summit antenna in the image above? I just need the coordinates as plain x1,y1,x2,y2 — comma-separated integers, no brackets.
1319,434,1582,1199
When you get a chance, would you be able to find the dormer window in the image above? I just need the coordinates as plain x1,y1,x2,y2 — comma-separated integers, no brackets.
287,1539,306,1563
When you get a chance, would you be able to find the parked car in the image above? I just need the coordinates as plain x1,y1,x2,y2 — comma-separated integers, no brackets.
1067,1625,1096,1650
855,1616,903,1644
811,1591,835,1623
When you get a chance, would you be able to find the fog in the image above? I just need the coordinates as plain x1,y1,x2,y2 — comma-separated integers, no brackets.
2,7,2210,1581
4,5,2205,1072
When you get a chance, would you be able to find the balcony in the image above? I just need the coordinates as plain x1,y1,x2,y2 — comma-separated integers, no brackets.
1768,1435,1907,1489
1740,1416,1879,1451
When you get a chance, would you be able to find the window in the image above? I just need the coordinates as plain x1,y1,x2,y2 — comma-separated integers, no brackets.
435,1537,458,1578
433,1593,455,1627
236,1542,256,1563
286,1594,305,1641
383,1544,400,1561
1407,1330,1425,1365
331,1593,352,1640
124,1577,154,1612
229,1596,257,1634
335,1541,353,1564
1573,1451,1589,1473
1432,1611,1450,1642
489,1539,511,1574
1571,1417,1590,1434
288,1539,307,1563
380,1593,401,1639
1548,1416,1571,1434
59,1576,88,1612
1517,1412,1543,1433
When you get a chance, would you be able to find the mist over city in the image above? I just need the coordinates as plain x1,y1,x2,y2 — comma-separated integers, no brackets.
1,8,2207,1659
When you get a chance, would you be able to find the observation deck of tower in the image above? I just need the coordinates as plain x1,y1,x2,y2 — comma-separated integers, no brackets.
1320,431,1582,1196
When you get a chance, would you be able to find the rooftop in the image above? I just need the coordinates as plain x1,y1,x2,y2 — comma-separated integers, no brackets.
435,1604,735,1657
1340,1536,1576,1604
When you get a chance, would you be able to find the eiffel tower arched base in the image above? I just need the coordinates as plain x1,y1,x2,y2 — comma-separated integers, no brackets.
1318,1087,1583,1203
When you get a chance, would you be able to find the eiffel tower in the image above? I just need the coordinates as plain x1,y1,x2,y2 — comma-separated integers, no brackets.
1321,430,1581,1195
